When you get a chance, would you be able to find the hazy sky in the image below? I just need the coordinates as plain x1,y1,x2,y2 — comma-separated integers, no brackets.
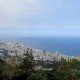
0,0,80,37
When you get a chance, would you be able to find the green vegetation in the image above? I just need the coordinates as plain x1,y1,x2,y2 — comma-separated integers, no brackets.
0,55,80,80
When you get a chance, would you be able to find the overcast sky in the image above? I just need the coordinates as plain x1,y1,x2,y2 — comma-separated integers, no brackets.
0,0,80,37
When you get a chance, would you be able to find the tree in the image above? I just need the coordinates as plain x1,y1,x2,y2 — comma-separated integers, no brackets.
28,72,48,80
2,56,22,80
18,53,35,80
0,59,6,79
22,53,34,69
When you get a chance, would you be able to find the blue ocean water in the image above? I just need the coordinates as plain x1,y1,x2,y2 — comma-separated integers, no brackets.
18,37,80,56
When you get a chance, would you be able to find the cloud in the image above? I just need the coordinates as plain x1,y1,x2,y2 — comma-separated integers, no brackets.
0,0,41,27
0,0,66,28
0,0,40,16
1,0,79,31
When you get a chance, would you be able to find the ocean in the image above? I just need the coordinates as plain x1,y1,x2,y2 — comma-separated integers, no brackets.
17,37,80,56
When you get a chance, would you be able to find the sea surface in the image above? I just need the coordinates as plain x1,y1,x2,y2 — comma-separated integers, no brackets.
18,37,80,56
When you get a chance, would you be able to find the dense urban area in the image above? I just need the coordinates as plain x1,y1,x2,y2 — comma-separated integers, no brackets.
0,43,80,80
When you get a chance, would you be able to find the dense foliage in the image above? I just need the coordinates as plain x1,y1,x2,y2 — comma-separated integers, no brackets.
0,54,80,80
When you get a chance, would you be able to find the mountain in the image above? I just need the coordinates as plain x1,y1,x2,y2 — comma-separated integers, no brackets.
0,43,80,61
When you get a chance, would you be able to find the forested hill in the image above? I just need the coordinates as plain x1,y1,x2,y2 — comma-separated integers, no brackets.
0,53,80,80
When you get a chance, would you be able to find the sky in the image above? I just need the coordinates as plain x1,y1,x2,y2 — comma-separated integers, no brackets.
0,0,80,37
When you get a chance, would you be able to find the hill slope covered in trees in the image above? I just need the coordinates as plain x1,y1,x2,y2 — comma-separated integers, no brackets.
0,53,80,80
